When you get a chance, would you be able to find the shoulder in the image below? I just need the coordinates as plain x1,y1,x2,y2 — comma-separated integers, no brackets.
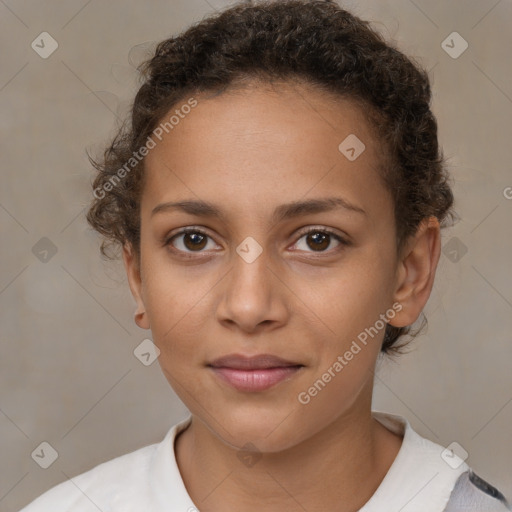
19,439,160,512
366,411,511,512
443,470,511,511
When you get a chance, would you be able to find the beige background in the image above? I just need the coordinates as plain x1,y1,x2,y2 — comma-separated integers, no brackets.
1,0,511,510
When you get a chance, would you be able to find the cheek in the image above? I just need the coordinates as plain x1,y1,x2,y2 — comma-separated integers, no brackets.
145,288,202,347
140,262,214,367
293,350,375,442
298,250,395,344
293,268,389,425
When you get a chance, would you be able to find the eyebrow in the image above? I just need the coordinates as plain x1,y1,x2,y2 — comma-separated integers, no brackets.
151,197,366,223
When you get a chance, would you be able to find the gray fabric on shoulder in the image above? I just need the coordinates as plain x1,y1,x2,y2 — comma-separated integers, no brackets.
444,470,511,511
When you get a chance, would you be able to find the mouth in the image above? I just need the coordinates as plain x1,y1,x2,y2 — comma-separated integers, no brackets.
207,354,304,392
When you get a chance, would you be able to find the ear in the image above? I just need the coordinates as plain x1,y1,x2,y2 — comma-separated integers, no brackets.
122,243,150,330
388,216,441,328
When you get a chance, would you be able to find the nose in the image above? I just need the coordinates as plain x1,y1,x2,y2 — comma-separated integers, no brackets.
215,244,289,334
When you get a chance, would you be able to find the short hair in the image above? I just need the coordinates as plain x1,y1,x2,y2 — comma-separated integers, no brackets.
86,0,457,355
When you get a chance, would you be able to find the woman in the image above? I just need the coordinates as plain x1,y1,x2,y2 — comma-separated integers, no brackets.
20,1,510,510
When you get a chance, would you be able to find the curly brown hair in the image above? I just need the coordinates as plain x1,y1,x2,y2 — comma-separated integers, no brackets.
86,0,457,355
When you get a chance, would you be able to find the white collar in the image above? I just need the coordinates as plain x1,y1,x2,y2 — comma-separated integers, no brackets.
140,411,468,511
361,410,469,511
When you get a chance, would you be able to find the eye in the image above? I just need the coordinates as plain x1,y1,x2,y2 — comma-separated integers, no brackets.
291,227,348,254
164,226,349,257
164,227,219,254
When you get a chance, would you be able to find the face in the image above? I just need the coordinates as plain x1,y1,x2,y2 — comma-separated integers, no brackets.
123,81,439,452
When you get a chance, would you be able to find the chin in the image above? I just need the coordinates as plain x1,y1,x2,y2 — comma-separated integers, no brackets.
204,404,307,453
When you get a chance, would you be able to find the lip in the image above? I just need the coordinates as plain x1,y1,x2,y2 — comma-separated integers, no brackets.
208,354,304,392
209,353,301,370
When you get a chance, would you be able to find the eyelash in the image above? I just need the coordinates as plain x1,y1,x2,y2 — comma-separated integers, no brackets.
163,226,350,258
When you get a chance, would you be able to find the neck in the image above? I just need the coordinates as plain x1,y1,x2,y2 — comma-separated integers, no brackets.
175,392,402,512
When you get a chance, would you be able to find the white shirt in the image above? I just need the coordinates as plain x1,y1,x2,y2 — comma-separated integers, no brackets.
18,411,490,511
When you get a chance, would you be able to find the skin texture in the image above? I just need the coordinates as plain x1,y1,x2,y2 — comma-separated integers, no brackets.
122,81,441,511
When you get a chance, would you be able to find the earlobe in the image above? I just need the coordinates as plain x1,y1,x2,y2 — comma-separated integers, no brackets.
122,243,150,330
388,217,441,328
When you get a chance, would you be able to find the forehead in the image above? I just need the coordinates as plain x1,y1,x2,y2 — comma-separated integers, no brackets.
142,81,392,225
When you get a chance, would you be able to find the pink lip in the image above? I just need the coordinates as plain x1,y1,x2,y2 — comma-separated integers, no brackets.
208,354,304,392
209,353,301,369
210,366,302,391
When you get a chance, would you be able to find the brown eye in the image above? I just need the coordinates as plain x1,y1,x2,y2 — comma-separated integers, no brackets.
306,231,330,251
166,228,216,253
293,228,347,253
182,232,207,251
